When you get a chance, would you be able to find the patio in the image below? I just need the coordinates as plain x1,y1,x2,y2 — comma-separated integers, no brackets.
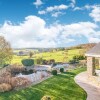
75,71,100,100
75,42,100,100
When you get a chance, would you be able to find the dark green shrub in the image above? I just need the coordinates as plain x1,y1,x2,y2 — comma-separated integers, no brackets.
49,59,55,64
78,55,86,60
73,55,85,61
36,58,43,64
60,68,64,73
42,59,48,65
52,63,57,67
52,70,57,75
3,64,9,67
21,59,34,66
69,59,77,64
29,69,33,74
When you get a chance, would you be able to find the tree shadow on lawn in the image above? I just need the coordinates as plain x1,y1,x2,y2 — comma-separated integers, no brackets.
0,87,45,100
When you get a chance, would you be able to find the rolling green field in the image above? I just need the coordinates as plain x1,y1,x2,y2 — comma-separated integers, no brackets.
0,67,87,100
11,49,83,64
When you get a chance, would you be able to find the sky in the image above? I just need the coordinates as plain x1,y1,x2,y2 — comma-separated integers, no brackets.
0,0,100,48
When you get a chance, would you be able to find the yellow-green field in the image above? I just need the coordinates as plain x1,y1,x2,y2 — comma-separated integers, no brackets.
11,49,83,65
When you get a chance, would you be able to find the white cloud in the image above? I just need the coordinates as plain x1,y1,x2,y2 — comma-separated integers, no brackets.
73,4,93,11
73,7,83,11
33,0,43,8
38,0,76,17
38,4,69,17
89,5,100,22
89,37,100,43
0,15,100,48
70,0,76,8
38,10,46,14
73,4,100,22
71,0,76,4
46,4,69,12
84,5,92,10
51,12,65,17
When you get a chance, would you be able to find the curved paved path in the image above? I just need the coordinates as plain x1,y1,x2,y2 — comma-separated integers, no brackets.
74,72,100,100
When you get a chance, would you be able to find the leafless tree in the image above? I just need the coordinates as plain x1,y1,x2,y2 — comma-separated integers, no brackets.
0,36,13,67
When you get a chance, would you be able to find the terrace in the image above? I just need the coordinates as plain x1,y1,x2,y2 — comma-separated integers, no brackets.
75,42,100,100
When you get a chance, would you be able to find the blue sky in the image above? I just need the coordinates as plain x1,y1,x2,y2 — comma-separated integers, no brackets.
0,0,100,48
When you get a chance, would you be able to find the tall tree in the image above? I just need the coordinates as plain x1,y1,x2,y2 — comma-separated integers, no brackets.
0,36,13,67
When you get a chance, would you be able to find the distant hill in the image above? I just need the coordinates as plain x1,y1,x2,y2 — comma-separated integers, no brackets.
67,43,96,51
14,43,97,53
78,43,96,50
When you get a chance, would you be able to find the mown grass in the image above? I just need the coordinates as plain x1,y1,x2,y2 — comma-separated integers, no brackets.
0,67,87,100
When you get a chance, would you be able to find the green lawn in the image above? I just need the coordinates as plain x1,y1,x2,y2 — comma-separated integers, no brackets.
0,67,87,100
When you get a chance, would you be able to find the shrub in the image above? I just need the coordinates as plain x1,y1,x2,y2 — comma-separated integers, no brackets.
3,64,9,67
10,64,25,75
29,69,33,74
41,96,51,100
12,77,31,89
52,63,57,67
0,77,12,85
73,55,85,61
52,70,57,75
42,59,48,65
22,69,33,75
0,72,12,78
21,59,34,66
69,59,77,64
49,59,55,64
60,68,64,73
36,58,43,64
0,83,12,92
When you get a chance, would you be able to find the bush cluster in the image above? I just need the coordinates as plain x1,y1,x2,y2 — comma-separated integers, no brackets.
60,68,64,73
0,83,12,92
13,77,31,89
22,69,33,75
42,59,55,65
73,55,86,60
0,76,31,92
69,55,86,64
10,64,25,75
52,70,57,75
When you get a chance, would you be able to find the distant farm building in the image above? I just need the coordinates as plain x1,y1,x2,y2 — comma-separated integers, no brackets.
17,51,29,56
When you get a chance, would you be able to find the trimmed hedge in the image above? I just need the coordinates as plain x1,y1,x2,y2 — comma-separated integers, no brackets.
60,68,64,73
52,70,57,75
21,59,34,66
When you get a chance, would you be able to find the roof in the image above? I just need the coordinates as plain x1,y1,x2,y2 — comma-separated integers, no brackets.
85,42,100,57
